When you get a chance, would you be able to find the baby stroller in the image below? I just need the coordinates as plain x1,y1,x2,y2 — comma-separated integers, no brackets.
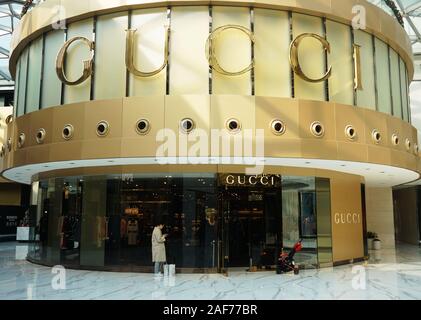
276,239,303,275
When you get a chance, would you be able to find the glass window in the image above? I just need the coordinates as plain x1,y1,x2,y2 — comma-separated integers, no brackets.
60,177,83,266
282,176,318,267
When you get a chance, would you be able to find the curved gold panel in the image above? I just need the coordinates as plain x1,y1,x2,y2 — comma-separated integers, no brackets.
9,0,414,81
2,96,420,175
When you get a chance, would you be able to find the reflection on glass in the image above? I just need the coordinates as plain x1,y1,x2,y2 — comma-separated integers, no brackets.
46,178,62,265
60,177,82,266
105,173,218,270
80,176,107,267
282,176,318,267
28,173,332,271
316,178,333,265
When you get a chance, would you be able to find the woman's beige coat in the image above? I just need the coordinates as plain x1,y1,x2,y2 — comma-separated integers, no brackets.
152,226,166,262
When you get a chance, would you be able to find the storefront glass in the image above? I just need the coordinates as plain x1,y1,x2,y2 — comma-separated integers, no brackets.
27,173,332,271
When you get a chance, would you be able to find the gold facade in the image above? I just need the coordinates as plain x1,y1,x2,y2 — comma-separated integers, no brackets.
2,0,418,267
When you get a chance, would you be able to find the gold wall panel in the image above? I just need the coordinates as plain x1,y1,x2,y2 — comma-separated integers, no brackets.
4,97,420,176
292,13,325,101
94,12,127,100
29,107,54,147
390,48,402,119
254,9,290,97
330,174,364,262
27,145,51,165
367,145,392,166
170,6,209,95
41,30,64,109
400,58,409,122
121,96,165,157
298,100,335,140
386,116,405,153
81,99,123,159
0,183,21,206
374,37,392,115
211,6,251,95
334,103,366,144
364,108,389,148
63,18,94,104
52,102,86,143
26,36,43,113
14,112,31,152
210,95,255,156
354,30,376,111
336,142,368,163
255,97,301,157
165,95,211,157
129,8,167,96
17,47,29,117
325,20,353,105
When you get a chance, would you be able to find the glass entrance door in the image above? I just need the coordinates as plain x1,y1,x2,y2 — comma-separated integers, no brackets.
219,175,282,271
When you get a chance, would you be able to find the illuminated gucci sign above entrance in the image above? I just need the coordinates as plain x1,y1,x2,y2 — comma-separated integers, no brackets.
221,174,282,187
55,25,362,89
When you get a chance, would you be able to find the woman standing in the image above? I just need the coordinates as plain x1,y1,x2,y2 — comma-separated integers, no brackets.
152,222,167,275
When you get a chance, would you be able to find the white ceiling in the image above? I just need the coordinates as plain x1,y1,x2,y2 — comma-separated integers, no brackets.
2,157,419,187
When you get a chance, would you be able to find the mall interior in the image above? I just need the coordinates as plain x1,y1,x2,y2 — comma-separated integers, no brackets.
1,0,421,299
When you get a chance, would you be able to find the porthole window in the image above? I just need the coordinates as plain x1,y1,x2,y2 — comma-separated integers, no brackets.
391,134,399,146
271,120,286,136
62,124,74,140
226,118,241,134
36,128,46,144
96,121,110,137
371,129,381,144
135,119,151,135
405,139,411,151
180,118,195,134
5,115,13,124
345,125,357,141
18,133,25,149
310,121,325,138
414,144,419,155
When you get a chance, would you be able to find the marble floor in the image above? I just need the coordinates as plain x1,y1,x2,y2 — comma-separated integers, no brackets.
1,242,421,300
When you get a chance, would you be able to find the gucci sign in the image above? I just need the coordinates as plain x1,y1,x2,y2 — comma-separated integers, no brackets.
55,25,362,88
223,174,280,187
334,212,361,225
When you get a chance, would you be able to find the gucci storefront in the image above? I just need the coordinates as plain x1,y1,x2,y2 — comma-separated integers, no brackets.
1,0,420,273
27,173,332,272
